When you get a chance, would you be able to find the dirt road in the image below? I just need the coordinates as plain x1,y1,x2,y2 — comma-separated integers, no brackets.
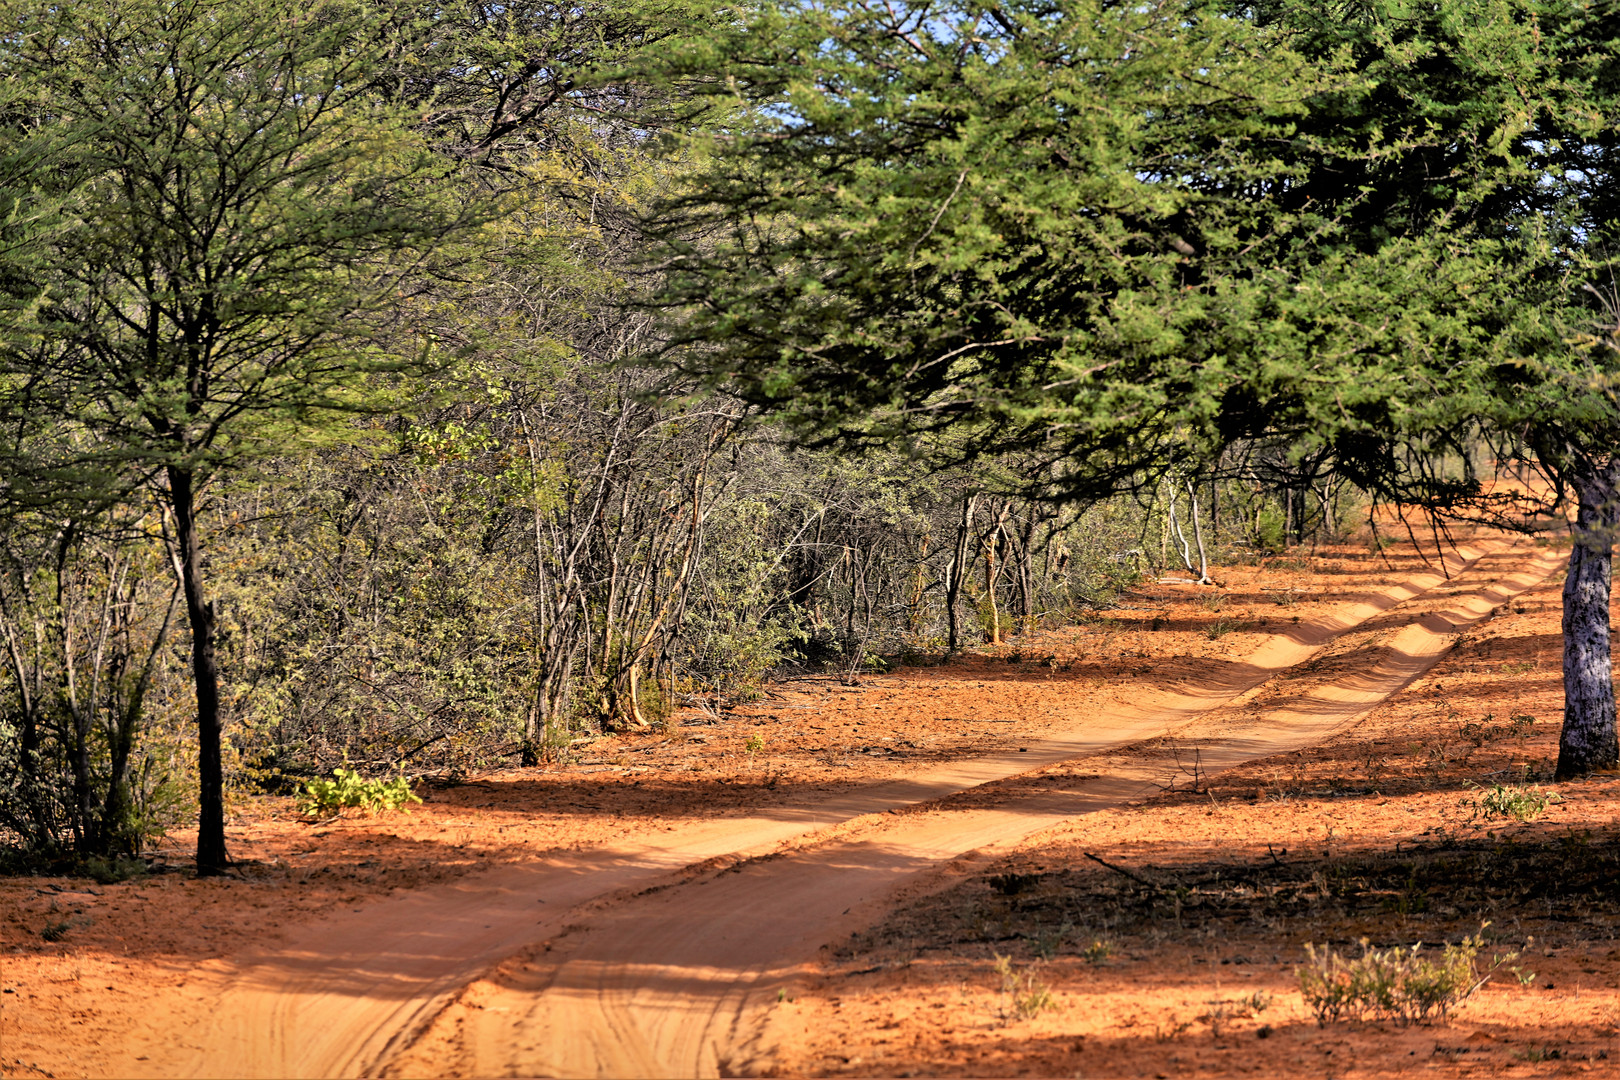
109,540,1561,1079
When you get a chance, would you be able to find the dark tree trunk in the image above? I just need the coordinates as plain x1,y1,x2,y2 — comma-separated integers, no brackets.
167,466,228,874
1557,458,1620,779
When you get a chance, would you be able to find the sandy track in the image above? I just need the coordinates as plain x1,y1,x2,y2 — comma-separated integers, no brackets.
114,540,1554,1079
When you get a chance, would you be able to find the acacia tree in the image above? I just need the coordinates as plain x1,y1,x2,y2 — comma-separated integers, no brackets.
0,0,483,873
651,0,1620,775
1216,0,1620,776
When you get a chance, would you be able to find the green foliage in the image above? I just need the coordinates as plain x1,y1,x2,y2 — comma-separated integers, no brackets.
653,0,1336,495
1298,931,1514,1025
1462,782,1562,823
0,0,486,480
80,855,147,885
296,768,422,819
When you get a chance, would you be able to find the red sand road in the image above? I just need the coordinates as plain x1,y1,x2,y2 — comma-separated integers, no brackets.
64,538,1564,1078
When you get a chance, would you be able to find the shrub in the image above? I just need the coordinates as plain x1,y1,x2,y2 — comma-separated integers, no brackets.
296,767,421,818
1462,782,1561,822
80,855,147,884
1298,930,1514,1025
993,953,1055,1022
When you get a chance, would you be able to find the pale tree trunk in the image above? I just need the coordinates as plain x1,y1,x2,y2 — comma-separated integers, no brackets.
981,501,1011,645
1558,457,1620,779
1186,480,1212,585
945,492,978,653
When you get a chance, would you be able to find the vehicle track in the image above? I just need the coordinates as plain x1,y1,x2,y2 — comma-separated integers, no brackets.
113,539,1554,1079
377,543,1562,1079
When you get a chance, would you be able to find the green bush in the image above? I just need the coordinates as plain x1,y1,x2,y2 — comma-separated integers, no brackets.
295,767,421,818
80,855,147,884
1298,930,1513,1025
1462,782,1561,822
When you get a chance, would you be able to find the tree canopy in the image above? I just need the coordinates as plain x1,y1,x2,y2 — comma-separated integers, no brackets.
648,0,1350,496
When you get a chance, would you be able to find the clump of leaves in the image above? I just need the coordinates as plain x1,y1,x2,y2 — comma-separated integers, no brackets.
1200,991,1272,1037
296,767,421,819
1462,782,1561,823
1457,712,1537,748
1298,929,1514,1025
993,953,1055,1022
40,920,71,942
80,855,146,884
1026,922,1071,960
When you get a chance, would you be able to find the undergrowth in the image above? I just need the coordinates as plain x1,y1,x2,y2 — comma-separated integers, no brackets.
296,767,422,818
993,953,1056,1022
1297,928,1516,1025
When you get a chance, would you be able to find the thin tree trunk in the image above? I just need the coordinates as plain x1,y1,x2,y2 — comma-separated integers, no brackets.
945,493,978,653
167,466,228,874
982,502,1012,644
1558,458,1620,778
1187,480,1212,585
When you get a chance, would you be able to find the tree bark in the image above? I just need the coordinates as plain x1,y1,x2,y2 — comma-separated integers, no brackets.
945,493,978,653
167,466,228,874
1557,458,1620,779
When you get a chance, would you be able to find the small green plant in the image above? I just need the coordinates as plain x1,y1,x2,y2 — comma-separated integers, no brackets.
80,855,147,884
1461,782,1561,823
1298,929,1514,1026
1080,937,1114,965
296,767,422,819
40,920,71,942
993,953,1055,1022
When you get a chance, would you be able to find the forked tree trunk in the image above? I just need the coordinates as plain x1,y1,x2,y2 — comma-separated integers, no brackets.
1558,458,1620,779
167,466,228,874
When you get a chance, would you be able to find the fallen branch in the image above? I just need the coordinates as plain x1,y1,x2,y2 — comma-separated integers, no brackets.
1084,852,1162,891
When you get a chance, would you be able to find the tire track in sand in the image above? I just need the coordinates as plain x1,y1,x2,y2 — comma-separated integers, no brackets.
114,539,1535,1078
380,544,1563,1079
